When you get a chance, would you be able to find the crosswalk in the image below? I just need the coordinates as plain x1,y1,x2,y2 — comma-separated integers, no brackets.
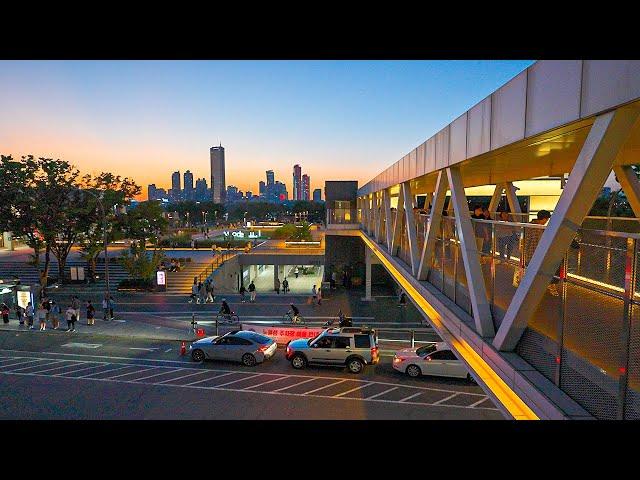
0,354,497,411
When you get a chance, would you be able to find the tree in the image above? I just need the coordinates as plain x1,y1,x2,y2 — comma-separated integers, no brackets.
119,240,164,280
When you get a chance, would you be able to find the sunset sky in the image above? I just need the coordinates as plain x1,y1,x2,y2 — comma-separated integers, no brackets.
0,60,534,200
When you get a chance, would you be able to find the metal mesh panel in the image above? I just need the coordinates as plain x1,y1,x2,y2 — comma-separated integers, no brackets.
522,225,545,268
560,283,625,419
454,236,472,316
492,261,520,329
416,214,427,253
472,220,492,257
495,223,521,263
427,220,443,291
443,226,456,302
624,303,640,419
399,212,411,266
516,327,558,383
567,231,626,290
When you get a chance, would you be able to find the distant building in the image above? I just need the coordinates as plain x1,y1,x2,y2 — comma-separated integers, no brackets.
266,170,275,186
148,184,157,201
302,174,310,201
210,145,226,203
293,164,302,201
195,178,208,202
313,188,322,202
246,191,253,200
171,171,181,202
258,181,266,198
183,170,194,200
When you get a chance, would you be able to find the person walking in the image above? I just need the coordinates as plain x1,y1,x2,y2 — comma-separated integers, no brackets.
190,279,198,303
25,302,35,329
294,266,299,279
211,243,217,258
282,278,289,295
50,301,61,330
198,281,206,305
330,271,337,290
497,210,518,262
86,301,95,326
14,304,23,325
65,305,77,332
108,296,115,320
274,278,281,295
37,302,47,331
1,303,9,324
102,297,109,320
71,295,81,324
317,286,322,306
206,280,214,303
311,285,318,305
248,280,256,303
239,284,247,303
191,239,195,250
18,305,25,327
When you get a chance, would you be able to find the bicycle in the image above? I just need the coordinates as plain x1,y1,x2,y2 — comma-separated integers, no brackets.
216,312,239,324
283,311,305,325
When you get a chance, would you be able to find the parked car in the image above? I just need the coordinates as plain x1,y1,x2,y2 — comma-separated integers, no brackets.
285,327,379,374
393,342,475,382
190,330,277,367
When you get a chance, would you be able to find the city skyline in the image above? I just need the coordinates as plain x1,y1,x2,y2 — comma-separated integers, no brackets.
0,60,535,200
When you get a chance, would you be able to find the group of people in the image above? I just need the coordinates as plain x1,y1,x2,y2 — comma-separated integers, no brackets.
190,278,216,304
239,280,257,303
273,277,289,295
2,295,116,332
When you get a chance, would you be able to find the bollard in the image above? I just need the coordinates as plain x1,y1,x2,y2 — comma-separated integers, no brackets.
411,330,415,348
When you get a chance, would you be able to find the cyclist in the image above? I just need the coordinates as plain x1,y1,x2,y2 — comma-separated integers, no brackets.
218,299,234,321
288,304,302,324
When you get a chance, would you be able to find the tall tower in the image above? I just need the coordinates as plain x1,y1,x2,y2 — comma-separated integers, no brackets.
302,174,310,201
171,171,181,192
183,170,194,200
210,144,226,203
266,170,275,186
293,164,302,201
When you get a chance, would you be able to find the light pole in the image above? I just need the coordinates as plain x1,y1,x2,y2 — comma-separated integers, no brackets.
201,211,206,225
186,212,190,228
243,211,248,226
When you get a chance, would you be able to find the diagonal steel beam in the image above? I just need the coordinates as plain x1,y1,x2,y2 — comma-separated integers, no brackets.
488,184,504,213
383,189,393,250
447,166,495,337
391,187,404,256
494,106,640,351
613,165,640,219
418,171,448,281
504,182,522,214
402,182,421,275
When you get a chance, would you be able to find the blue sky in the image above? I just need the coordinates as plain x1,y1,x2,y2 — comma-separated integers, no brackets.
0,60,534,197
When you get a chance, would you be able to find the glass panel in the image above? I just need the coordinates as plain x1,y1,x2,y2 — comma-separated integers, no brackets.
566,230,626,290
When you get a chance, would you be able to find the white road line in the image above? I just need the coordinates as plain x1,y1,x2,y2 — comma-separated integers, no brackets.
107,367,156,380
184,372,235,386
398,391,423,403
333,383,374,397
272,377,317,392
164,348,172,353
214,374,261,388
0,357,23,365
54,364,106,377
78,365,132,378
132,370,181,382
3,359,55,371
28,362,85,375
129,348,158,351
61,343,102,349
0,359,44,369
468,397,490,408
432,393,459,405
243,376,288,390
155,370,207,384
303,380,347,395
365,387,398,400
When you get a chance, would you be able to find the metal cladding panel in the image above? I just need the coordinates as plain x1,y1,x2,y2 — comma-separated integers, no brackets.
434,126,450,169
425,137,436,172
393,161,399,185
449,112,468,165
409,149,418,179
417,142,426,177
526,60,582,137
581,60,640,117
466,96,491,158
491,70,527,150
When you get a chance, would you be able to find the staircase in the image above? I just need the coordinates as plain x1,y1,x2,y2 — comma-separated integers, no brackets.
165,254,234,294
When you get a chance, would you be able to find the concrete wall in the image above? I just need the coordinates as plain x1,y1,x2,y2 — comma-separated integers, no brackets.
209,255,241,293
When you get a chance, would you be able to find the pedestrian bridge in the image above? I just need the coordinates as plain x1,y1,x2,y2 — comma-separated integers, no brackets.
334,61,640,419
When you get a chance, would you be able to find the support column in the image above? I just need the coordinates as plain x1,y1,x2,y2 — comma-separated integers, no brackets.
383,189,393,250
488,184,504,213
613,165,640,218
273,264,279,291
402,182,420,275
447,166,495,337
418,171,448,280
494,106,640,351
504,182,522,215
391,187,405,256
373,193,380,240
363,247,373,301
424,192,433,212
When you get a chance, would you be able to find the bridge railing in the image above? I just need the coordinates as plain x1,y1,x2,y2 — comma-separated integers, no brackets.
375,214,640,420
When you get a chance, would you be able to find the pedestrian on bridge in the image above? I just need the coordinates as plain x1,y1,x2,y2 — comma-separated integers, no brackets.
239,284,247,303
274,278,281,295
248,281,256,302
282,278,289,294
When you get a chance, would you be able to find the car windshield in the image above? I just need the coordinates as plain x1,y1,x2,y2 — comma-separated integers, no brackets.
416,344,438,357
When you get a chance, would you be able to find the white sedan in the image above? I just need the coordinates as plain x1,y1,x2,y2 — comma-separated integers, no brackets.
392,342,475,382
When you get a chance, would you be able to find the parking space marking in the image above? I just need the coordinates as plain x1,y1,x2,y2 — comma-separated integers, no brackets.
334,383,374,397
432,393,459,405
303,380,347,395
398,391,423,403
184,372,235,386
0,353,498,411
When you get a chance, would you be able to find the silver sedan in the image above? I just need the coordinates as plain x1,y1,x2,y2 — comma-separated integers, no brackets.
189,330,277,367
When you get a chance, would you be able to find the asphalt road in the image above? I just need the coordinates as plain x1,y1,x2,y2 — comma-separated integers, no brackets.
0,330,502,420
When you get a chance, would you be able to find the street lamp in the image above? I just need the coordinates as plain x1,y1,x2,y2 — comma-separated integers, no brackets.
243,211,248,226
186,211,190,227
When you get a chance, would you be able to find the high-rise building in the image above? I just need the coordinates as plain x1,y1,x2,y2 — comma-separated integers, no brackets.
246,191,253,200
171,171,181,192
302,174,310,201
183,170,194,200
258,181,266,197
210,144,226,203
148,184,157,201
266,170,275,186
313,188,322,202
293,164,302,200
195,178,208,202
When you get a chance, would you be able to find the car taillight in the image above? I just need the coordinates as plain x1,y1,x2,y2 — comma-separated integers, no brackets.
259,345,269,352
371,346,378,357
393,356,404,364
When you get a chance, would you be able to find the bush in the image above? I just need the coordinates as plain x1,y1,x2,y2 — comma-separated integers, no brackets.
117,278,155,291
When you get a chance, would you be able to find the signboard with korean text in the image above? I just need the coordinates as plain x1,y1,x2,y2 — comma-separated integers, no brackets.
241,324,324,345
17,291,32,309
156,270,166,286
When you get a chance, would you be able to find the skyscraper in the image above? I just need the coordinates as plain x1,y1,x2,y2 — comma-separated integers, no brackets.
195,178,208,202
266,170,275,186
148,184,157,201
171,171,181,192
313,188,322,202
258,181,266,197
293,164,302,200
302,174,310,201
183,170,194,200
210,145,226,203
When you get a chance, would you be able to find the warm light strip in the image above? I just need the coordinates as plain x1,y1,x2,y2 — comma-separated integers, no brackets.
358,231,539,420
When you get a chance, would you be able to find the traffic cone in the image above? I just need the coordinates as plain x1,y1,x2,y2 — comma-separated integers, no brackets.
180,341,186,356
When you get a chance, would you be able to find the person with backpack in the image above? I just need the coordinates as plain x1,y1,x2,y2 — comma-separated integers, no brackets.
86,301,96,326
239,284,247,303
50,301,61,330
71,295,81,324
65,305,77,332
248,281,256,303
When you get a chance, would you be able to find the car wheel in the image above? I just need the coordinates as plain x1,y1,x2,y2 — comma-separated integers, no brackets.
242,353,257,367
291,354,307,369
466,373,477,384
406,364,421,378
347,357,364,374
191,349,205,362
